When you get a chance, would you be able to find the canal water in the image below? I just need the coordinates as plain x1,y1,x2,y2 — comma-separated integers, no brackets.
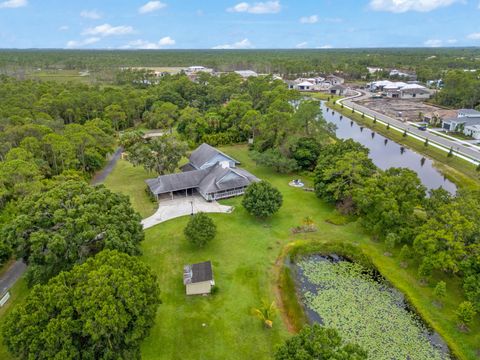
321,102,457,194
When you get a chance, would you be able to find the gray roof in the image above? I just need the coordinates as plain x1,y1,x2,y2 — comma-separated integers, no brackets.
189,143,239,169
198,166,258,194
184,261,213,284
459,109,480,116
443,116,480,126
146,163,259,196
331,84,346,91
145,169,209,194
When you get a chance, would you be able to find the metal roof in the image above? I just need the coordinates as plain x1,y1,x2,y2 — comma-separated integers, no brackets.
189,143,239,169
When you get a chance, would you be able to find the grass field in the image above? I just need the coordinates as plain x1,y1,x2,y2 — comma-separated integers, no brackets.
0,145,478,359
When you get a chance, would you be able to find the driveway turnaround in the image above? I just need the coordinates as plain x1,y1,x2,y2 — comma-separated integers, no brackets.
141,195,233,229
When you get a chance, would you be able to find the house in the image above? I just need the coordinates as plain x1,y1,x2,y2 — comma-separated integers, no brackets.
235,70,258,78
369,81,430,99
330,84,347,96
296,81,314,91
145,143,259,201
464,125,480,140
183,261,214,295
442,116,480,132
325,75,344,85
389,69,417,80
185,66,214,74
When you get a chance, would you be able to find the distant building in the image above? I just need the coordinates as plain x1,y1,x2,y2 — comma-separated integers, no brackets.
235,70,258,78
183,261,214,295
146,143,259,201
464,124,480,140
296,81,314,91
389,69,417,80
442,109,480,132
330,84,347,96
325,75,344,85
185,66,214,74
368,81,430,99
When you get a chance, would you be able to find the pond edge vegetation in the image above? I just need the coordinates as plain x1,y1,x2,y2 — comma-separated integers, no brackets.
276,240,466,360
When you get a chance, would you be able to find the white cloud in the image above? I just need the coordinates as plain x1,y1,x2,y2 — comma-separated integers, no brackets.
227,1,281,14
83,24,134,37
122,36,175,49
424,39,443,47
370,0,460,13
66,37,100,49
80,10,101,19
212,38,253,49
317,44,333,49
467,33,480,40
446,39,457,44
139,1,166,14
295,41,308,48
58,25,69,31
0,0,27,8
299,15,318,24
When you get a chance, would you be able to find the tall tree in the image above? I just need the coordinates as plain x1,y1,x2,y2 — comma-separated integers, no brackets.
2,180,144,285
2,250,160,360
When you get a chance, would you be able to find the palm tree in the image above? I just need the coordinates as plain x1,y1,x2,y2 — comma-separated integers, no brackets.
252,300,277,329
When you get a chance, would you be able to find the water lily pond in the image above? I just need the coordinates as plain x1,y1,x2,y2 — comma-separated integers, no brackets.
295,255,450,360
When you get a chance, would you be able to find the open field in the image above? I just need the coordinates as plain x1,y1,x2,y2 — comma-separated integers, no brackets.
0,145,478,359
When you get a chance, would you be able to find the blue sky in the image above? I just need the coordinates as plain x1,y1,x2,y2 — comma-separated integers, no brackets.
0,0,479,49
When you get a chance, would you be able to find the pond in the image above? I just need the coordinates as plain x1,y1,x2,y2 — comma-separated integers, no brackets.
292,255,451,360
321,102,457,194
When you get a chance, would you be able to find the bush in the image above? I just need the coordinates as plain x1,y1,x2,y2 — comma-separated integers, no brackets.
242,181,283,218
184,212,216,247
456,301,476,327
434,281,446,300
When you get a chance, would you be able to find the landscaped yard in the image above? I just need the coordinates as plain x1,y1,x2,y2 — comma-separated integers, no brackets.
0,144,478,359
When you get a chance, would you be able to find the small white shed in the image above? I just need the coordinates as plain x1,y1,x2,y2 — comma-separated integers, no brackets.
183,261,215,295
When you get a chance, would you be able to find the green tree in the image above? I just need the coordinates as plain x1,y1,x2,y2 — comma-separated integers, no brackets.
434,281,447,300
184,212,216,248
242,181,283,218
128,134,187,175
250,149,300,174
456,301,477,328
2,250,160,360
290,137,322,171
2,180,144,285
275,324,367,360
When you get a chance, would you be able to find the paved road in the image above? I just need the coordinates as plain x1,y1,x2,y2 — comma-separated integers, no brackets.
91,147,123,185
339,91,480,164
0,261,26,295
0,147,124,297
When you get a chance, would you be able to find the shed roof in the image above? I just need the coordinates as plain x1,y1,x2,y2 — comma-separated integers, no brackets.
184,261,213,284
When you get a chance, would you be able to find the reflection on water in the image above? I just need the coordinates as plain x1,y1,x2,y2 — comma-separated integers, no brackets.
321,102,457,194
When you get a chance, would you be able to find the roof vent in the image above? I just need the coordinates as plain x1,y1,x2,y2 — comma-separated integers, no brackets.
220,161,230,169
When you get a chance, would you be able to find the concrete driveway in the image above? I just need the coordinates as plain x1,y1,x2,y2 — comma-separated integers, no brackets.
141,195,233,229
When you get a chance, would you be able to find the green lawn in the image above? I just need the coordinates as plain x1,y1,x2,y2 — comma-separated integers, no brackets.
102,159,157,218
0,145,478,359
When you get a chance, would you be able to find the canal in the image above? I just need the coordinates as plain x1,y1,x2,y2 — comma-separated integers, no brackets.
321,102,457,193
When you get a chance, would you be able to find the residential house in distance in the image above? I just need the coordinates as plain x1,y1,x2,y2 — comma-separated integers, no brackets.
368,81,431,99
442,109,480,137
185,66,214,74
389,69,417,80
330,84,347,96
183,261,214,295
325,74,344,86
146,143,259,201
235,70,258,78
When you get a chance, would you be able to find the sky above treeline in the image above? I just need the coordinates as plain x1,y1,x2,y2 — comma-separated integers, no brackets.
0,0,479,49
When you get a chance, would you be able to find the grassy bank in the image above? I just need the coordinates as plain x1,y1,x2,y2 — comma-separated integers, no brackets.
323,97,480,188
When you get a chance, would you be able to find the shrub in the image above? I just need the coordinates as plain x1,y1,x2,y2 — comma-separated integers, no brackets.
456,301,476,327
184,212,216,248
242,181,283,218
434,281,446,300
